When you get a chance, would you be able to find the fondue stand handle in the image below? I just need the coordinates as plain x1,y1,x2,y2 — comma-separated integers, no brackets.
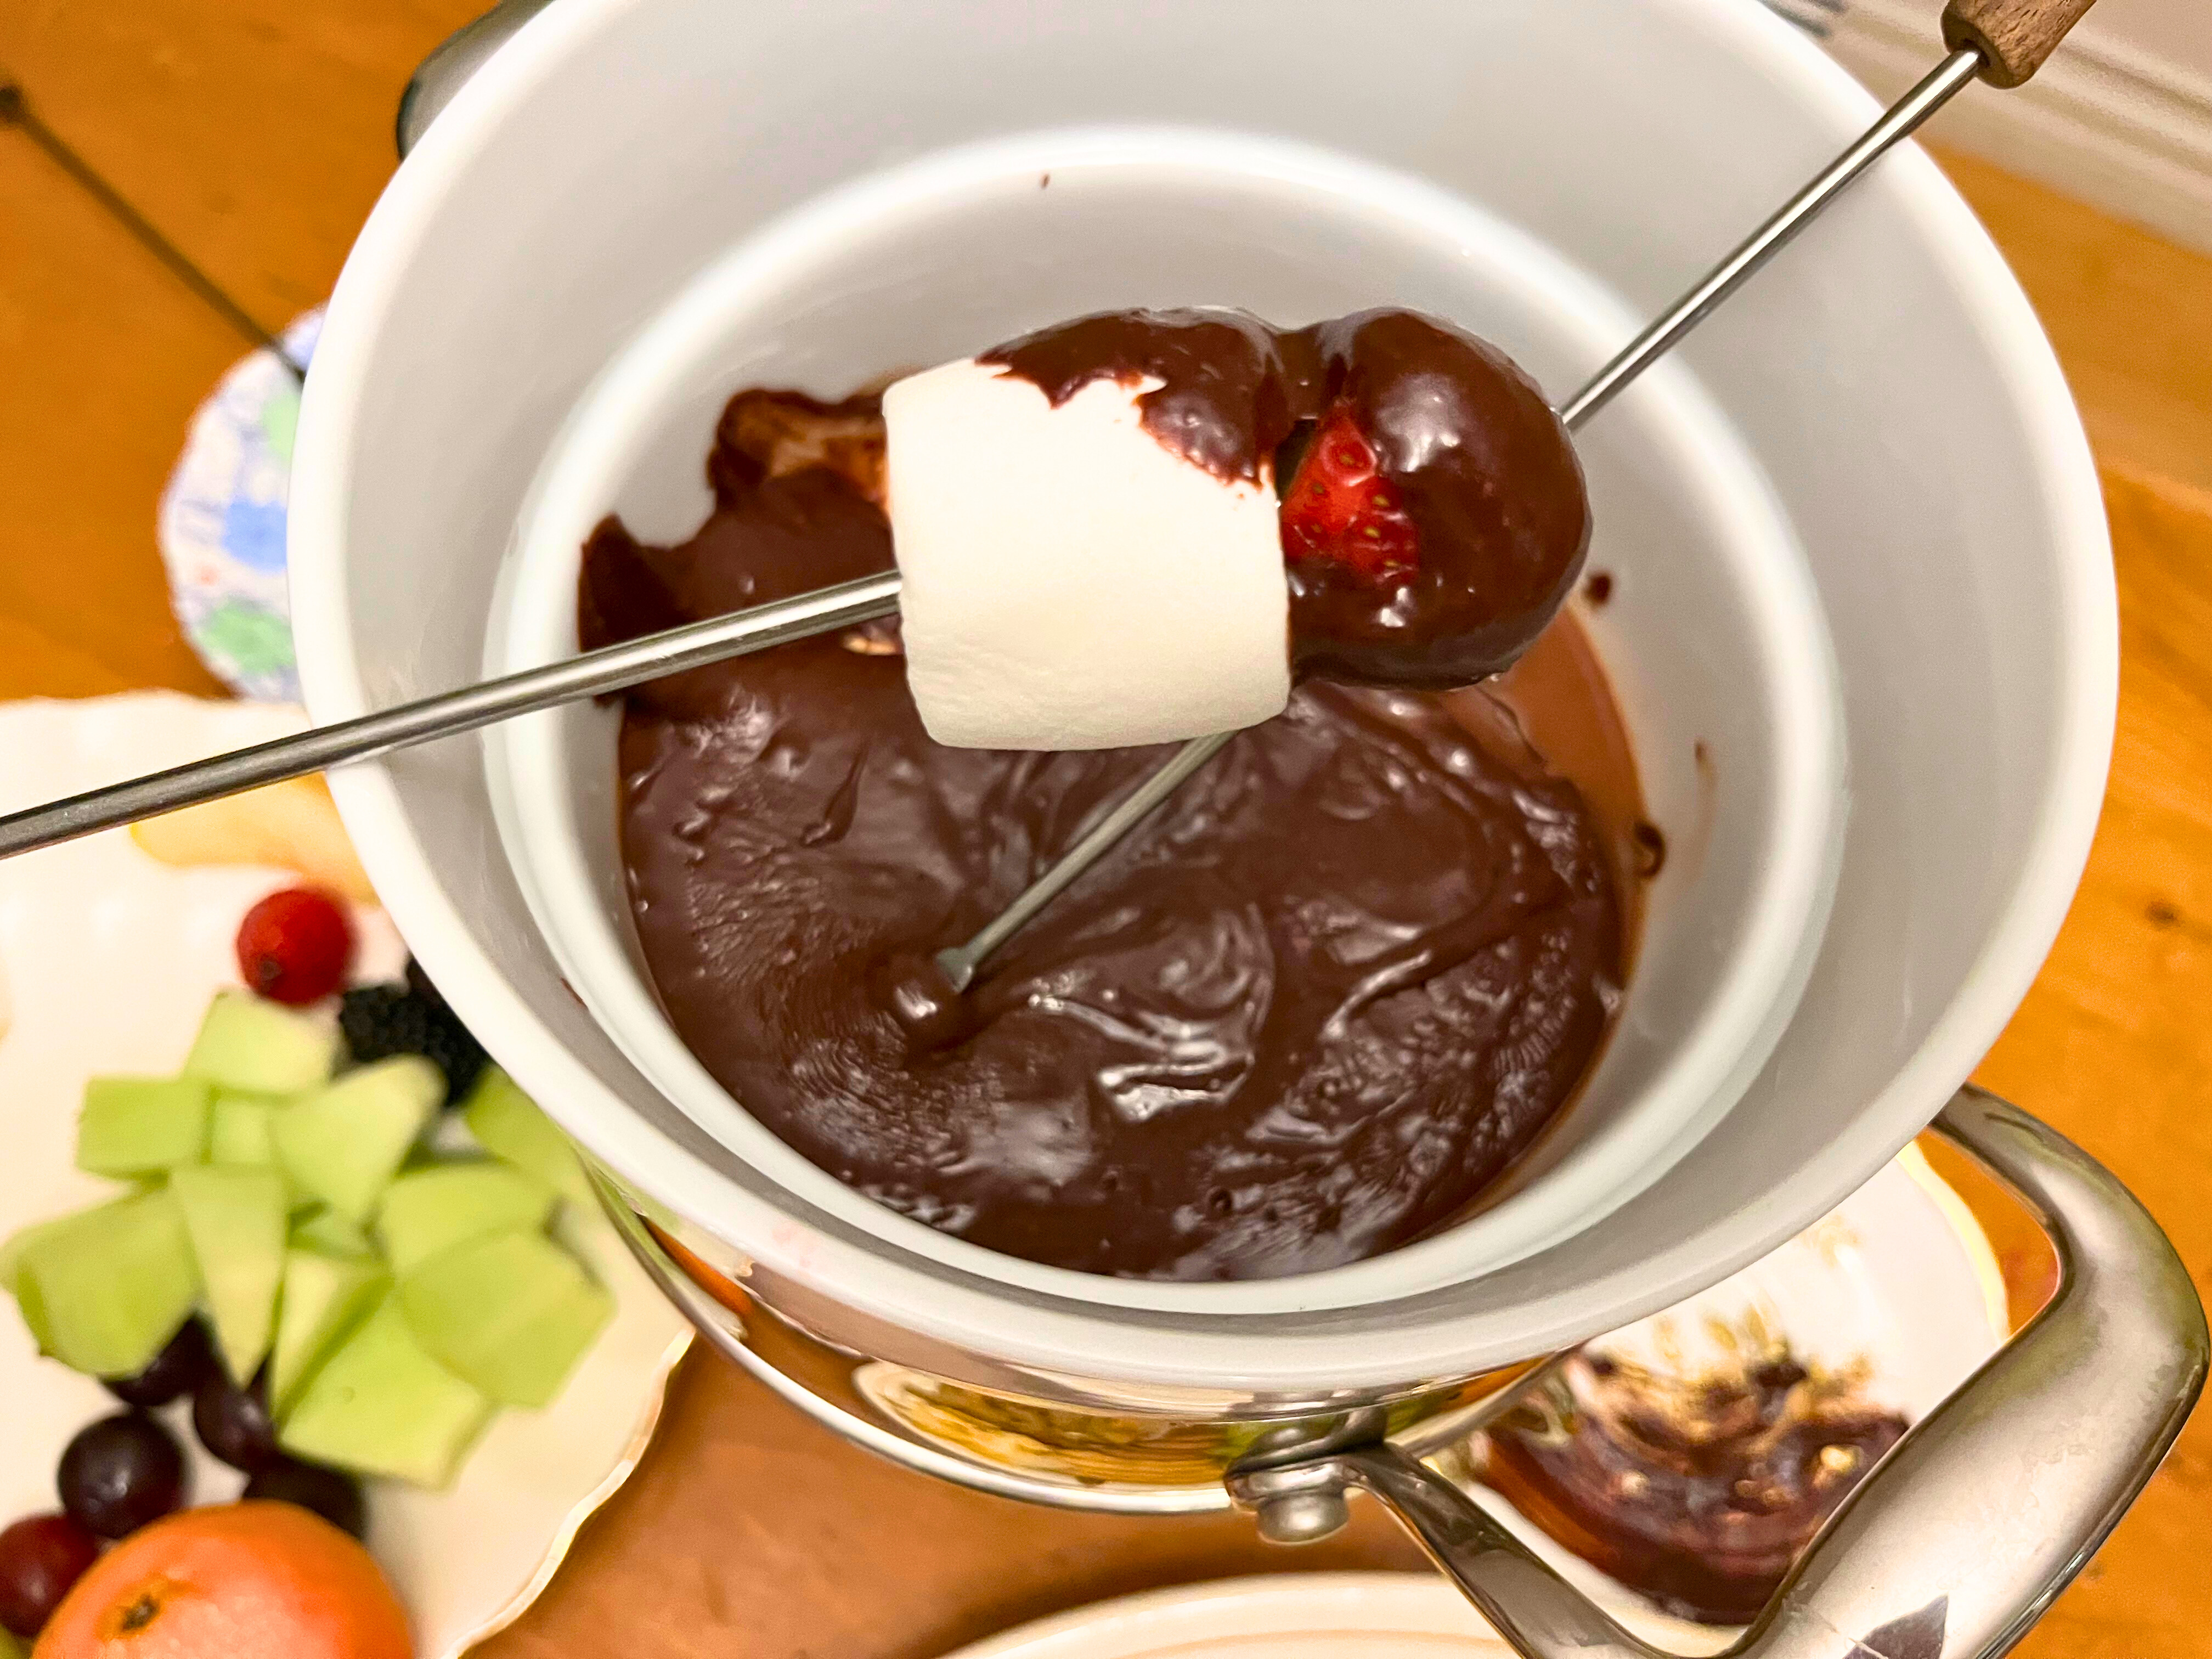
1228,1088,2208,1659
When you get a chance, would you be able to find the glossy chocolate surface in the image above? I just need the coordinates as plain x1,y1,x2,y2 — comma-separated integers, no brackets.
580,388,1628,1280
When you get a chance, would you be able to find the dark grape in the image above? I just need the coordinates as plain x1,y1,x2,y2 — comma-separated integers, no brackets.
101,1316,218,1409
192,1372,279,1473
0,1512,101,1638
242,1458,368,1540
57,1413,186,1539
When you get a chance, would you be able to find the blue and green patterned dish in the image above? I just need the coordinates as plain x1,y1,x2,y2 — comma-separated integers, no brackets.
159,310,321,703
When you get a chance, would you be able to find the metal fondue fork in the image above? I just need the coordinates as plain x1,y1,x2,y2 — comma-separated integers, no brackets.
0,7,2083,1002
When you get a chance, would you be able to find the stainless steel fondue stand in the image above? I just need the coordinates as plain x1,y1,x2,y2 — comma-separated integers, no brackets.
5,4,2205,1657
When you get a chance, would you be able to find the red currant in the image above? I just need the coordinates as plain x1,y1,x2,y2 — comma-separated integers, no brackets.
234,887,355,1006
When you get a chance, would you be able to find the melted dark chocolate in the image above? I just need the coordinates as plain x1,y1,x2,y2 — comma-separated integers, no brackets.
981,306,1591,689
982,308,1302,487
1481,1350,1907,1624
581,390,1627,1280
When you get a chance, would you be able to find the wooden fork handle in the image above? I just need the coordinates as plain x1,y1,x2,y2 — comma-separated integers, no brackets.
1942,0,2102,87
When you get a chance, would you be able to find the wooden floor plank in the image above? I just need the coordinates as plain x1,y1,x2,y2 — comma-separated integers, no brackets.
1940,151,2212,500
0,128,234,698
0,0,477,326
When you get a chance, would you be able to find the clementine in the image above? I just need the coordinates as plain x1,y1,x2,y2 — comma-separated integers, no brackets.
35,1502,409,1659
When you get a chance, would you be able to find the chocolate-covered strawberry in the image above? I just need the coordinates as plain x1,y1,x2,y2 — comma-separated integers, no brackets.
1276,309,1590,690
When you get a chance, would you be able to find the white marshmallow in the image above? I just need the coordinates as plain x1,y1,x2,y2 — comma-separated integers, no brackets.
883,359,1290,751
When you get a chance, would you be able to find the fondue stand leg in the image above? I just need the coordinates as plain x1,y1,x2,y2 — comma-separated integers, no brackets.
929,43,1988,990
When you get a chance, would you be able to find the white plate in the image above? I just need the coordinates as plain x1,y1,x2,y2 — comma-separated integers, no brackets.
936,1572,1674,1659
0,692,689,1657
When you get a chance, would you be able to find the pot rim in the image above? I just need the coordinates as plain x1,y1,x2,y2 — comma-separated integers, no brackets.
290,0,2114,1392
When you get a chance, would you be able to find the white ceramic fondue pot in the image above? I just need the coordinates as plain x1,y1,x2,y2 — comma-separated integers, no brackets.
289,0,2205,1652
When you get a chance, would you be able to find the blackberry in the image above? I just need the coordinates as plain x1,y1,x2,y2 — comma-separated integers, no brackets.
340,979,488,1105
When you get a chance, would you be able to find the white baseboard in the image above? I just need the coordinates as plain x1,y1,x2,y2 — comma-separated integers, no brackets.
1821,0,2212,255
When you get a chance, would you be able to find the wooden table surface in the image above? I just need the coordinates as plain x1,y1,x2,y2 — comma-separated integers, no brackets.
5,7,2211,1657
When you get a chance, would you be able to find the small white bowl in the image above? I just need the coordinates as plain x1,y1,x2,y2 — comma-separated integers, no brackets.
482,127,1844,1314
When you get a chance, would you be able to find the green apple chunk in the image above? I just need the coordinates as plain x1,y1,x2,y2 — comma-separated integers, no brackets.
268,1248,388,1417
0,1199,136,1291
0,1209,98,1356
274,1056,442,1224
183,990,340,1094
207,1090,284,1169
376,1163,555,1276
10,1190,200,1376
170,1165,287,1383
279,1293,493,1487
461,1069,593,1205
290,1207,373,1257
75,1077,212,1176
399,1229,612,1409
